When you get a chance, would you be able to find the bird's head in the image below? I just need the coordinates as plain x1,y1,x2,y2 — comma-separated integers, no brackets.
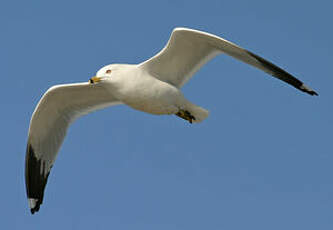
89,64,124,84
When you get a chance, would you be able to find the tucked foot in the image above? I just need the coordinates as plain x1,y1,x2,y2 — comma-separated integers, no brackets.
176,109,196,123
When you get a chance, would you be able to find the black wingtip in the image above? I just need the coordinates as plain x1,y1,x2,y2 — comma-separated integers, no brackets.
28,197,42,214
30,205,40,215
299,84,318,96
303,89,318,96
310,91,318,96
26,144,50,215
245,50,318,96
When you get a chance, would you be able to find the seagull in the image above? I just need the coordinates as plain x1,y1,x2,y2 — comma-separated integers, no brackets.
25,27,318,214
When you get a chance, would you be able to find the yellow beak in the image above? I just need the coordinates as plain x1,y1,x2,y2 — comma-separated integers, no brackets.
89,76,102,83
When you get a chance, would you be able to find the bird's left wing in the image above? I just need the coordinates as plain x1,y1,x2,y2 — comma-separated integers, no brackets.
140,27,317,95
25,82,121,214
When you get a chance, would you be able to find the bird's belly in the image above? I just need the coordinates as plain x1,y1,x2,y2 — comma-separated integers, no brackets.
125,93,179,115
120,81,182,115
127,99,176,114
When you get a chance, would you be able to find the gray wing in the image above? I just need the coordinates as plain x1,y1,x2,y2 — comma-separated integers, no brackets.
140,27,317,95
25,82,121,214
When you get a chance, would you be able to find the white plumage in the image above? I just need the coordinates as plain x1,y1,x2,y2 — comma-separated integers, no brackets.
25,27,317,214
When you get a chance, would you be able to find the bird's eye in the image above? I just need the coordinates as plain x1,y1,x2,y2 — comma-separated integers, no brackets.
106,70,111,74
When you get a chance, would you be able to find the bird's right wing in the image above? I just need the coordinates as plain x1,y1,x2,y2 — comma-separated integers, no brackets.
141,28,317,95
25,82,121,214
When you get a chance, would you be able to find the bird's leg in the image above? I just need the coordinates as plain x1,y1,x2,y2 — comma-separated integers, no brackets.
176,109,196,124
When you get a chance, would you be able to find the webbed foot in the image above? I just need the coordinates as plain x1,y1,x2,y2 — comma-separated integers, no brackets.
176,109,196,124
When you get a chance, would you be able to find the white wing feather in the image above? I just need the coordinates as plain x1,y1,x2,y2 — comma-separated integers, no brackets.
25,82,120,213
141,28,317,95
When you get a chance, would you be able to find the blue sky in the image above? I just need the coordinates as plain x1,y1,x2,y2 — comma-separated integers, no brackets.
1,0,332,229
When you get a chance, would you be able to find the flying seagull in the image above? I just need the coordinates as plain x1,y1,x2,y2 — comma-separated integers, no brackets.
25,27,317,214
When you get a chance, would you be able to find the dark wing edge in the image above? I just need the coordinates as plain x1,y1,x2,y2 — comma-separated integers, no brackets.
25,144,51,214
245,51,318,96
